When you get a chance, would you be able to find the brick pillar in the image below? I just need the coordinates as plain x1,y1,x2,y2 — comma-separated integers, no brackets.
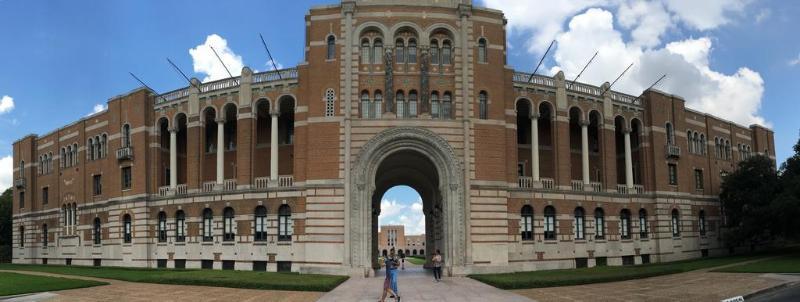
237,67,253,188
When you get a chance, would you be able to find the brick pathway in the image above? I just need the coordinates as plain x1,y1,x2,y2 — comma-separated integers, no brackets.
317,263,533,302
0,270,322,302
512,271,798,302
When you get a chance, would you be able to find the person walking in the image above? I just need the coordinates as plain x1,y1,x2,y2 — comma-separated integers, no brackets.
432,249,443,282
380,249,401,302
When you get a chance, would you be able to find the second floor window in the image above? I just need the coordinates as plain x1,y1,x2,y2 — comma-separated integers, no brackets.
123,214,132,243
93,218,101,244
574,207,585,240
544,206,556,240
93,175,102,196
254,206,267,241
175,210,186,242
620,210,631,239
158,212,167,243
278,205,292,242
203,209,213,242
479,91,488,119
326,35,336,60
595,208,605,239
121,167,132,190
520,205,533,241
694,169,704,190
668,164,677,185
223,207,235,242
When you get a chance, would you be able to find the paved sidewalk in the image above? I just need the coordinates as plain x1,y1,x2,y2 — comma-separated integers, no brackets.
512,271,799,302
318,263,533,302
0,270,323,302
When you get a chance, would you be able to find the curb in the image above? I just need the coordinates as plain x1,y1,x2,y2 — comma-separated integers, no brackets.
743,281,798,299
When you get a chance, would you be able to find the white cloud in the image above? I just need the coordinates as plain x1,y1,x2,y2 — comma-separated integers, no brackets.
755,8,771,24
617,1,673,48
380,198,425,235
189,34,245,82
482,0,609,53
662,0,750,30
87,103,107,116
0,95,14,114
0,155,12,191
789,53,800,67
549,8,767,126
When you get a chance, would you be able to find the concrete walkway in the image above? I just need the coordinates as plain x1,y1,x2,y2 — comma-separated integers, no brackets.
317,263,533,302
0,270,323,302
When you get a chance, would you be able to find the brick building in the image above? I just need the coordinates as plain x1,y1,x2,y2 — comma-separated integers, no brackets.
11,0,775,276
377,225,426,257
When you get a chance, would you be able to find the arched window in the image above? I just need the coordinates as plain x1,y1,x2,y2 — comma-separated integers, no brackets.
396,90,406,118
123,214,132,243
361,91,370,119
47,153,52,173
699,134,706,155
442,92,452,119
66,146,72,167
72,143,78,166
639,209,649,238
520,205,533,241
408,39,417,64
595,208,605,239
687,131,693,153
408,90,418,117
574,207,585,240
326,35,336,60
620,209,631,239
373,91,383,119
544,206,556,240
714,138,720,158
157,211,167,243
42,224,48,247
479,91,488,119
666,123,674,144
430,39,440,65
175,210,185,242
373,39,383,64
93,218,101,244
478,38,487,63
671,209,681,237
202,208,213,242
698,210,706,236
325,88,336,117
101,134,107,158
278,205,292,242
223,207,235,241
361,38,371,64
60,148,66,168
254,206,267,241
442,40,452,65
88,138,94,160
122,124,131,148
396,38,405,63
430,92,440,119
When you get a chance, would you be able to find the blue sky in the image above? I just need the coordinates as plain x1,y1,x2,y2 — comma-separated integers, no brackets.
1,1,798,233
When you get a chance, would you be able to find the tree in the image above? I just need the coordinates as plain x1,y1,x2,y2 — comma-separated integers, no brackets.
719,155,780,247
0,188,11,263
772,133,800,241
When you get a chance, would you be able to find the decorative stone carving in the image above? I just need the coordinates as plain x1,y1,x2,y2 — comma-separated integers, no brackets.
420,48,430,114
384,48,394,113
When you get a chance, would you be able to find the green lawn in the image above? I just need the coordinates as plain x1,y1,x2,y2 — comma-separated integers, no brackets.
0,272,108,296
469,254,764,290
0,264,348,292
714,254,800,273
406,256,426,265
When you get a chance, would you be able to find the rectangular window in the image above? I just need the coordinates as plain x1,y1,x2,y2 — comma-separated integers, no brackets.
641,254,651,264
517,162,525,177
93,259,101,267
42,187,48,205
361,100,370,119
121,167,132,190
668,164,677,185
621,217,630,239
575,258,588,268
93,175,102,196
203,217,213,242
222,260,235,270
124,220,132,243
277,261,292,272
574,216,585,240
253,261,267,271
255,216,267,241
176,218,185,242
544,216,556,240
19,192,24,209
157,259,167,268
595,257,607,267
622,255,635,266
201,260,214,270
224,216,234,242
694,169,704,190
521,216,532,241
174,259,186,269
595,216,605,239
397,101,405,119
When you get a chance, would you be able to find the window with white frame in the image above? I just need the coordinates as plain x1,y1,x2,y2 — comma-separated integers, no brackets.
574,207,585,240
254,206,267,241
278,205,292,241
520,205,533,241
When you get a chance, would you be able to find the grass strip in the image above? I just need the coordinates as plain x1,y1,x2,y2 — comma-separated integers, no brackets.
0,271,108,296
0,264,348,292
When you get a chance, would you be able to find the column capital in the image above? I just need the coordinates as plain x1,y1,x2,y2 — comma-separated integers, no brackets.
623,128,633,134
579,120,591,127
168,127,179,134
215,118,226,124
270,111,280,118
530,112,540,120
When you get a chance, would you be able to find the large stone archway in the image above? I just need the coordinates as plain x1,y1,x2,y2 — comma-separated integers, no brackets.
349,127,465,276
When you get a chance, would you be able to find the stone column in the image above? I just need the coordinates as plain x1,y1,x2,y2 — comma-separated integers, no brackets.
581,120,590,185
624,128,634,189
216,118,225,185
270,112,279,181
169,127,178,190
530,113,540,182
